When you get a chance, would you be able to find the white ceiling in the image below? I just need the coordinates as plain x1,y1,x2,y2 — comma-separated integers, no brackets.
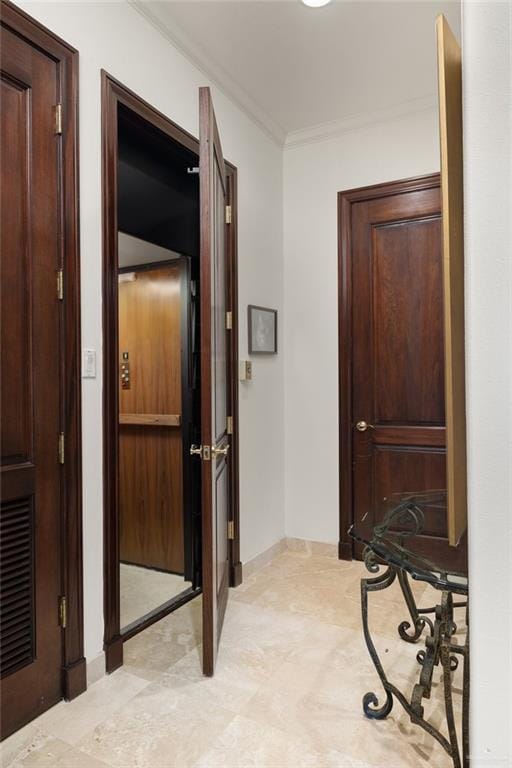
134,0,461,145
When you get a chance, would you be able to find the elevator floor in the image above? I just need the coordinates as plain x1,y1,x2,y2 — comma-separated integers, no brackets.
120,563,191,629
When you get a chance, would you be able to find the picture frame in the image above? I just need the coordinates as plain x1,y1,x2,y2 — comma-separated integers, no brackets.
248,305,278,355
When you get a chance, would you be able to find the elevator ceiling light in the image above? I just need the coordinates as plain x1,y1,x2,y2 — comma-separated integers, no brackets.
302,0,332,7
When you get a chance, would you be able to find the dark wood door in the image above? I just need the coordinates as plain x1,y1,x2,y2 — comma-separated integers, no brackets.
199,87,230,676
118,263,184,574
340,176,466,572
1,24,64,737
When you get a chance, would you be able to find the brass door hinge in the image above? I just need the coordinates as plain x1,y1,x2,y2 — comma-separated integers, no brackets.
226,311,233,330
228,521,235,540
58,432,65,464
226,416,233,435
57,269,64,300
54,103,63,135
59,596,67,628
225,205,232,225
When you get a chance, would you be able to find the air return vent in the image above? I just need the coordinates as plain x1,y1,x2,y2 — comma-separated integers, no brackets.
0,498,35,678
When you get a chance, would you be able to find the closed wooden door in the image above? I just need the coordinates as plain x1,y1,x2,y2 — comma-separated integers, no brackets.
1,23,64,737
118,263,184,574
340,176,466,572
199,87,231,676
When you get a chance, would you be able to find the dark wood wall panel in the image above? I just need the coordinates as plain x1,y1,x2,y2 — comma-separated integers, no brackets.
118,264,184,574
119,427,184,572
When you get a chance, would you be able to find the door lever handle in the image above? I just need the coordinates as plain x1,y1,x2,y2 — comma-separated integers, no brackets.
212,443,230,459
355,420,375,432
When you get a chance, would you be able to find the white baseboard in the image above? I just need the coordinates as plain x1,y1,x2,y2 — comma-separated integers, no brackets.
86,651,106,686
241,536,339,579
242,538,287,578
285,537,338,557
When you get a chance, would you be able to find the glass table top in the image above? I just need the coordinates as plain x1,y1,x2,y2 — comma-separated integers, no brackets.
349,490,468,595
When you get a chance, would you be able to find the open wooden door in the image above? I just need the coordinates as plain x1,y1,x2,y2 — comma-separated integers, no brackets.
198,87,230,676
436,15,467,547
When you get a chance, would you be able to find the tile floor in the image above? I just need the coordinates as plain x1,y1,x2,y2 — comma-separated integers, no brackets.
1,547,465,768
120,564,192,629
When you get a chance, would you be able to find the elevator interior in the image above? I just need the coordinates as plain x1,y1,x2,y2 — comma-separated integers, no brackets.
117,105,202,631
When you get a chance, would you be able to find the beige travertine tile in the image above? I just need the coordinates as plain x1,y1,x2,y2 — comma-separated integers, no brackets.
194,713,355,768
0,727,45,768
124,598,202,681
76,680,237,768
31,670,149,746
6,736,112,768
4,736,71,768
2,547,463,768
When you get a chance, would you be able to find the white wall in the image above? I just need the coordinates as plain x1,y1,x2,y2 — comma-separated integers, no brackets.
462,2,512,765
19,1,285,662
283,109,441,543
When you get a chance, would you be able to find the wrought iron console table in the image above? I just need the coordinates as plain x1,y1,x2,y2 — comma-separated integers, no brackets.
350,491,469,768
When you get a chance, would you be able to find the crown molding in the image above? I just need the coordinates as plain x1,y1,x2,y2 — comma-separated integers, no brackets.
128,0,287,147
284,95,438,150
128,2,437,154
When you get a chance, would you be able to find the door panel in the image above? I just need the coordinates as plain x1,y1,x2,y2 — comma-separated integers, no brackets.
214,173,227,446
372,219,445,424
349,181,466,571
1,27,63,737
199,86,230,676
215,460,229,627
374,447,448,538
118,263,184,574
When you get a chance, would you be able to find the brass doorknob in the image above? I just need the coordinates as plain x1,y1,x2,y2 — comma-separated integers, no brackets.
190,444,203,456
212,443,230,459
356,421,374,432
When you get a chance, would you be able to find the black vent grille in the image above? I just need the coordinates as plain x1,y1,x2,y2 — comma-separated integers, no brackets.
0,498,35,678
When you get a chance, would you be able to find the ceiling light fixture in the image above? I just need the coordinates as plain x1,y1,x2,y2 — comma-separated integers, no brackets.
301,0,332,7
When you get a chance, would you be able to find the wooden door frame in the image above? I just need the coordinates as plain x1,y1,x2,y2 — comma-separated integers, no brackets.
1,1,85,699
101,72,241,673
337,173,441,561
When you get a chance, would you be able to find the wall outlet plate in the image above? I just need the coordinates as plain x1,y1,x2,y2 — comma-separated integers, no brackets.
239,360,253,381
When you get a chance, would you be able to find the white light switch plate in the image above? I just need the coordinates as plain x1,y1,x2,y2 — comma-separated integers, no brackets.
83,348,96,378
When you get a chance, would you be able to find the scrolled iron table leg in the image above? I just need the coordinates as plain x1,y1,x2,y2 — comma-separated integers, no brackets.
351,494,468,768
396,568,434,642
360,565,397,719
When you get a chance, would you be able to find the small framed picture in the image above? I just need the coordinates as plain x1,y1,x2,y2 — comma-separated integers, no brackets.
248,305,277,355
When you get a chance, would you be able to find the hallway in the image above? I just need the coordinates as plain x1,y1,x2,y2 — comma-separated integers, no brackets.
1,548,463,768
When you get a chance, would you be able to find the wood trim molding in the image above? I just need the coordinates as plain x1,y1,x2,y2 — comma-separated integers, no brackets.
1,0,85,698
119,414,181,427
102,71,122,672
102,72,241,668
337,173,441,561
